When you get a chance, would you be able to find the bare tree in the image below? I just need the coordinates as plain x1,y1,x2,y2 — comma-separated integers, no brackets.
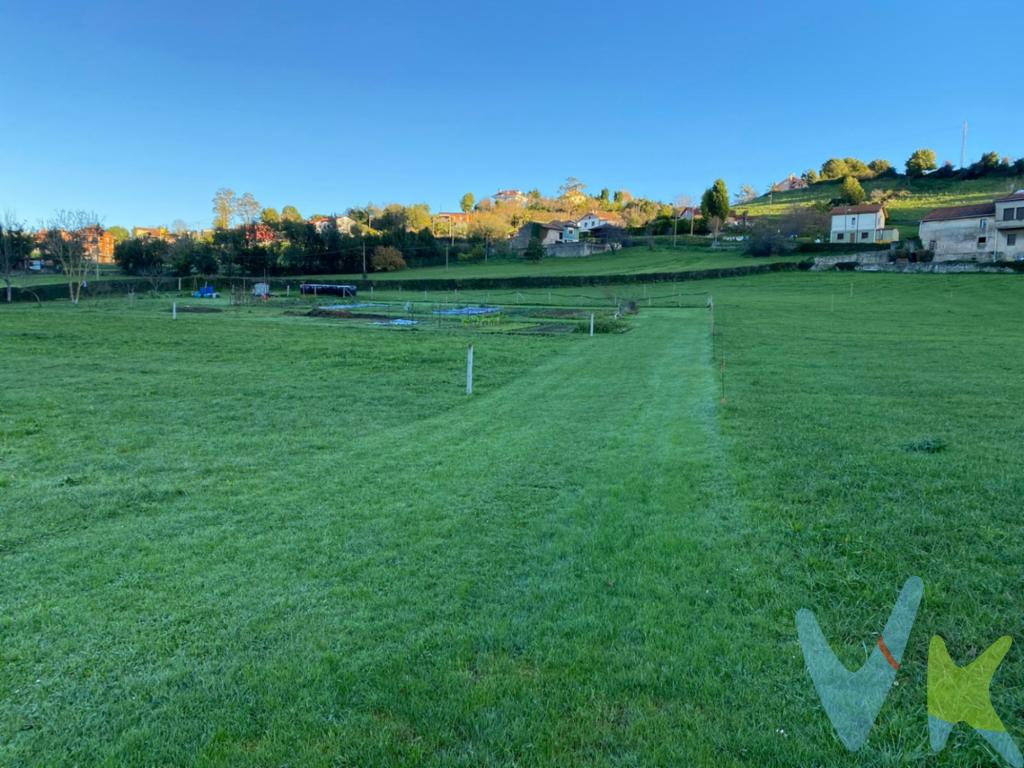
212,188,237,229
42,209,101,304
171,218,189,235
735,184,759,204
237,192,261,225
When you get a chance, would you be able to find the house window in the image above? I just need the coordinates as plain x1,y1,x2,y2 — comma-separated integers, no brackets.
1009,234,1018,246
1005,208,1015,221
836,233,844,240
978,237,987,247
980,219,988,230
928,240,937,250
1017,207,1024,220
861,231,869,240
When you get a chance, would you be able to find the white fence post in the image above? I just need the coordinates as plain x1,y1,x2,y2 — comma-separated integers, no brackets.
466,344,474,395
589,313,594,337
172,302,177,320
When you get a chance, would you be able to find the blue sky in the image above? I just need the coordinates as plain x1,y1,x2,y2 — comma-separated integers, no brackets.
2,0,1021,228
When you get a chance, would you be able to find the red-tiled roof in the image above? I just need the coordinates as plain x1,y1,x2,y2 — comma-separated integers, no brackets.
830,204,883,215
995,192,1024,203
920,202,996,222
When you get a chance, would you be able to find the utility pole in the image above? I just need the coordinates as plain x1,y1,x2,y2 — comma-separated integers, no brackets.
361,242,367,279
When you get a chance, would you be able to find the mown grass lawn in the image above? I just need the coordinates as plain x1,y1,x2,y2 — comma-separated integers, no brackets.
2,274,1024,766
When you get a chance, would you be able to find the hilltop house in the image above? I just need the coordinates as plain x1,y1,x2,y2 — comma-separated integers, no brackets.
310,215,357,235
577,211,625,232
334,215,355,235
132,226,173,241
772,174,809,193
919,192,1024,261
433,212,472,238
829,204,899,244
493,189,527,205
310,216,332,234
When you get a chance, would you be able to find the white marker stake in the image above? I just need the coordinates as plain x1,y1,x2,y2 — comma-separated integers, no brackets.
589,313,595,337
466,344,474,395
178,277,182,292
172,302,177,320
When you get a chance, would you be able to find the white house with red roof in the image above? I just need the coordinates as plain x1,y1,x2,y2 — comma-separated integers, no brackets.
919,191,1024,261
576,211,625,232
829,203,899,244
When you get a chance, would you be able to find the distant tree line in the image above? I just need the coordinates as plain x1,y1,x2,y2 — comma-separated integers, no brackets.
802,149,1024,184
115,220,457,279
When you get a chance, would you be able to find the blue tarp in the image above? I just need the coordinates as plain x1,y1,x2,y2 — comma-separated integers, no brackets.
321,303,387,310
431,306,501,316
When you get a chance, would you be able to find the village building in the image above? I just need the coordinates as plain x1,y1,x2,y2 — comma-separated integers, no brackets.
433,212,472,238
919,192,1024,261
577,211,625,232
81,226,116,264
511,220,578,249
334,215,356,235
829,204,899,244
132,226,173,242
771,174,809,193
493,189,527,205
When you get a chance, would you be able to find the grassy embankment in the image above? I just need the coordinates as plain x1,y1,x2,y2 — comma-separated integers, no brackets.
738,174,1024,240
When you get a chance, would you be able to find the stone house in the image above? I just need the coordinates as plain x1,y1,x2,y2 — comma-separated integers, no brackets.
919,192,1024,261
772,174,809,193
511,221,578,249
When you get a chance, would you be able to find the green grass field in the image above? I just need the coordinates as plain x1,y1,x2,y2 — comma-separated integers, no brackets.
3,273,1024,765
8,247,799,293
740,175,1024,239
310,245,804,283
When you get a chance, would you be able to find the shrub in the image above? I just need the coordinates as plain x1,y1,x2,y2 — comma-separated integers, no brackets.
575,316,628,334
523,237,544,261
371,246,406,272
839,176,866,204
458,244,485,262
906,148,937,177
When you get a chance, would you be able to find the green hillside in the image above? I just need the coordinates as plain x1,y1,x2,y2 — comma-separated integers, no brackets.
738,175,1024,239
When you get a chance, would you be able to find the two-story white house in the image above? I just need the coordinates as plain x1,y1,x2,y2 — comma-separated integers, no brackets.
829,204,900,244
577,212,625,232
919,192,1024,261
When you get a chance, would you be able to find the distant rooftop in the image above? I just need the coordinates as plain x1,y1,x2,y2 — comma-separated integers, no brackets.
920,202,996,222
830,204,883,215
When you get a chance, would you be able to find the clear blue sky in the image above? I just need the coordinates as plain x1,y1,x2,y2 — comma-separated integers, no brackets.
2,0,1021,229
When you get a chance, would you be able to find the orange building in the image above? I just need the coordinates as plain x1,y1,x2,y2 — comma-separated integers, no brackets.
82,226,115,264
